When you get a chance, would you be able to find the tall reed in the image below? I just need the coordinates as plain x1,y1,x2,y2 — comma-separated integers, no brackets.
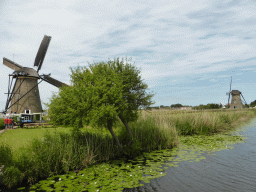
118,116,178,157
141,109,256,135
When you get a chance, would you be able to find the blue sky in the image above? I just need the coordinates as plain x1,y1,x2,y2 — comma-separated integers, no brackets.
0,0,256,111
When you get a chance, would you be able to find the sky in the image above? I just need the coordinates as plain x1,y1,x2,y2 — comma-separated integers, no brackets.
0,0,256,111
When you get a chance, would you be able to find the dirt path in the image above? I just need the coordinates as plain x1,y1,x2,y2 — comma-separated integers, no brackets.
0,129,6,135
0,128,17,135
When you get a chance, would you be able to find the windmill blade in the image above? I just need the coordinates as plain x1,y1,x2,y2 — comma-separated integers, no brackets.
3,57,24,71
241,93,248,105
228,93,231,107
229,76,232,93
5,77,17,112
227,76,232,108
40,75,69,88
34,35,52,72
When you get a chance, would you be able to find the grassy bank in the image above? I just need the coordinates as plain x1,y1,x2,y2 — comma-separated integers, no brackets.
0,109,256,189
141,108,256,135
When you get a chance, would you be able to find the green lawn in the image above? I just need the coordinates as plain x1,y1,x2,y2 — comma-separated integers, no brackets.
0,124,118,161
0,128,67,157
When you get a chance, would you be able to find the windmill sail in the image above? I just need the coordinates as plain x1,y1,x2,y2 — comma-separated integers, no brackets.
40,75,69,88
228,76,232,106
3,57,24,71
34,35,52,72
241,93,248,106
3,35,70,114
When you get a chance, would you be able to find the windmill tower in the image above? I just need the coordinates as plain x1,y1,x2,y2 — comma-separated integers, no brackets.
226,76,247,109
3,35,69,114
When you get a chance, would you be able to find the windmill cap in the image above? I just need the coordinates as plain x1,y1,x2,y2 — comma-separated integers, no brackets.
231,90,241,94
13,67,39,78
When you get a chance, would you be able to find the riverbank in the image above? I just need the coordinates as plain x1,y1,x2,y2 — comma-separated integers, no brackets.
0,109,255,191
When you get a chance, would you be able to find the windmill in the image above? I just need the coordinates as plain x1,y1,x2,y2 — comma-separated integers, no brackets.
219,102,226,109
226,76,248,109
3,35,69,114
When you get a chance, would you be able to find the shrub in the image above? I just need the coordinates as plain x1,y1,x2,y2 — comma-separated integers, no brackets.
0,144,13,167
2,166,23,189
0,118,4,130
34,114,41,121
13,116,19,123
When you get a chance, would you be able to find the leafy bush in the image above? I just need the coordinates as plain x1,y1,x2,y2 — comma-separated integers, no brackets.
34,114,41,121
2,166,23,189
13,116,19,123
0,118,4,130
0,144,13,167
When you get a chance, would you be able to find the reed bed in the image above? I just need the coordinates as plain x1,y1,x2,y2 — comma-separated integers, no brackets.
140,108,256,136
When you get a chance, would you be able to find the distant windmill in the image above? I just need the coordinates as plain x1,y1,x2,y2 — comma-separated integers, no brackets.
226,76,248,109
3,35,69,114
219,102,226,109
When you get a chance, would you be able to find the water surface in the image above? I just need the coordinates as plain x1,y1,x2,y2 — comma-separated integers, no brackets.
126,118,256,192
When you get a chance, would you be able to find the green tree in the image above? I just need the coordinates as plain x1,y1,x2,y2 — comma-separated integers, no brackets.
47,57,155,148
171,103,182,108
206,103,220,109
250,100,256,107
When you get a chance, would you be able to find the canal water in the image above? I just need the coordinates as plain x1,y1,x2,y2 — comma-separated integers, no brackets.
125,118,256,192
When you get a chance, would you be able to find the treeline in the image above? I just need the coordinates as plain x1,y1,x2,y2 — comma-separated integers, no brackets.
146,103,221,110
145,103,191,110
145,100,256,111
192,103,221,110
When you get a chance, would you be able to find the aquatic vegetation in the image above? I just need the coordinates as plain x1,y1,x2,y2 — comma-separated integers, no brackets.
14,127,248,191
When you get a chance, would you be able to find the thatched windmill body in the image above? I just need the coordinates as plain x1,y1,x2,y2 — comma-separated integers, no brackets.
226,76,247,109
3,35,69,114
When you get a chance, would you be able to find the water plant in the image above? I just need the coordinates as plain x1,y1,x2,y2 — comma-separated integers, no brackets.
13,131,247,191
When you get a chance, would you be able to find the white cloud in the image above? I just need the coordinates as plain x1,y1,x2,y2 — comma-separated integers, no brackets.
1,0,256,110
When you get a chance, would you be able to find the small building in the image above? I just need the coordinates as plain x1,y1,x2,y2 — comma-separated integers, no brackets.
8,109,43,124
180,107,192,110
